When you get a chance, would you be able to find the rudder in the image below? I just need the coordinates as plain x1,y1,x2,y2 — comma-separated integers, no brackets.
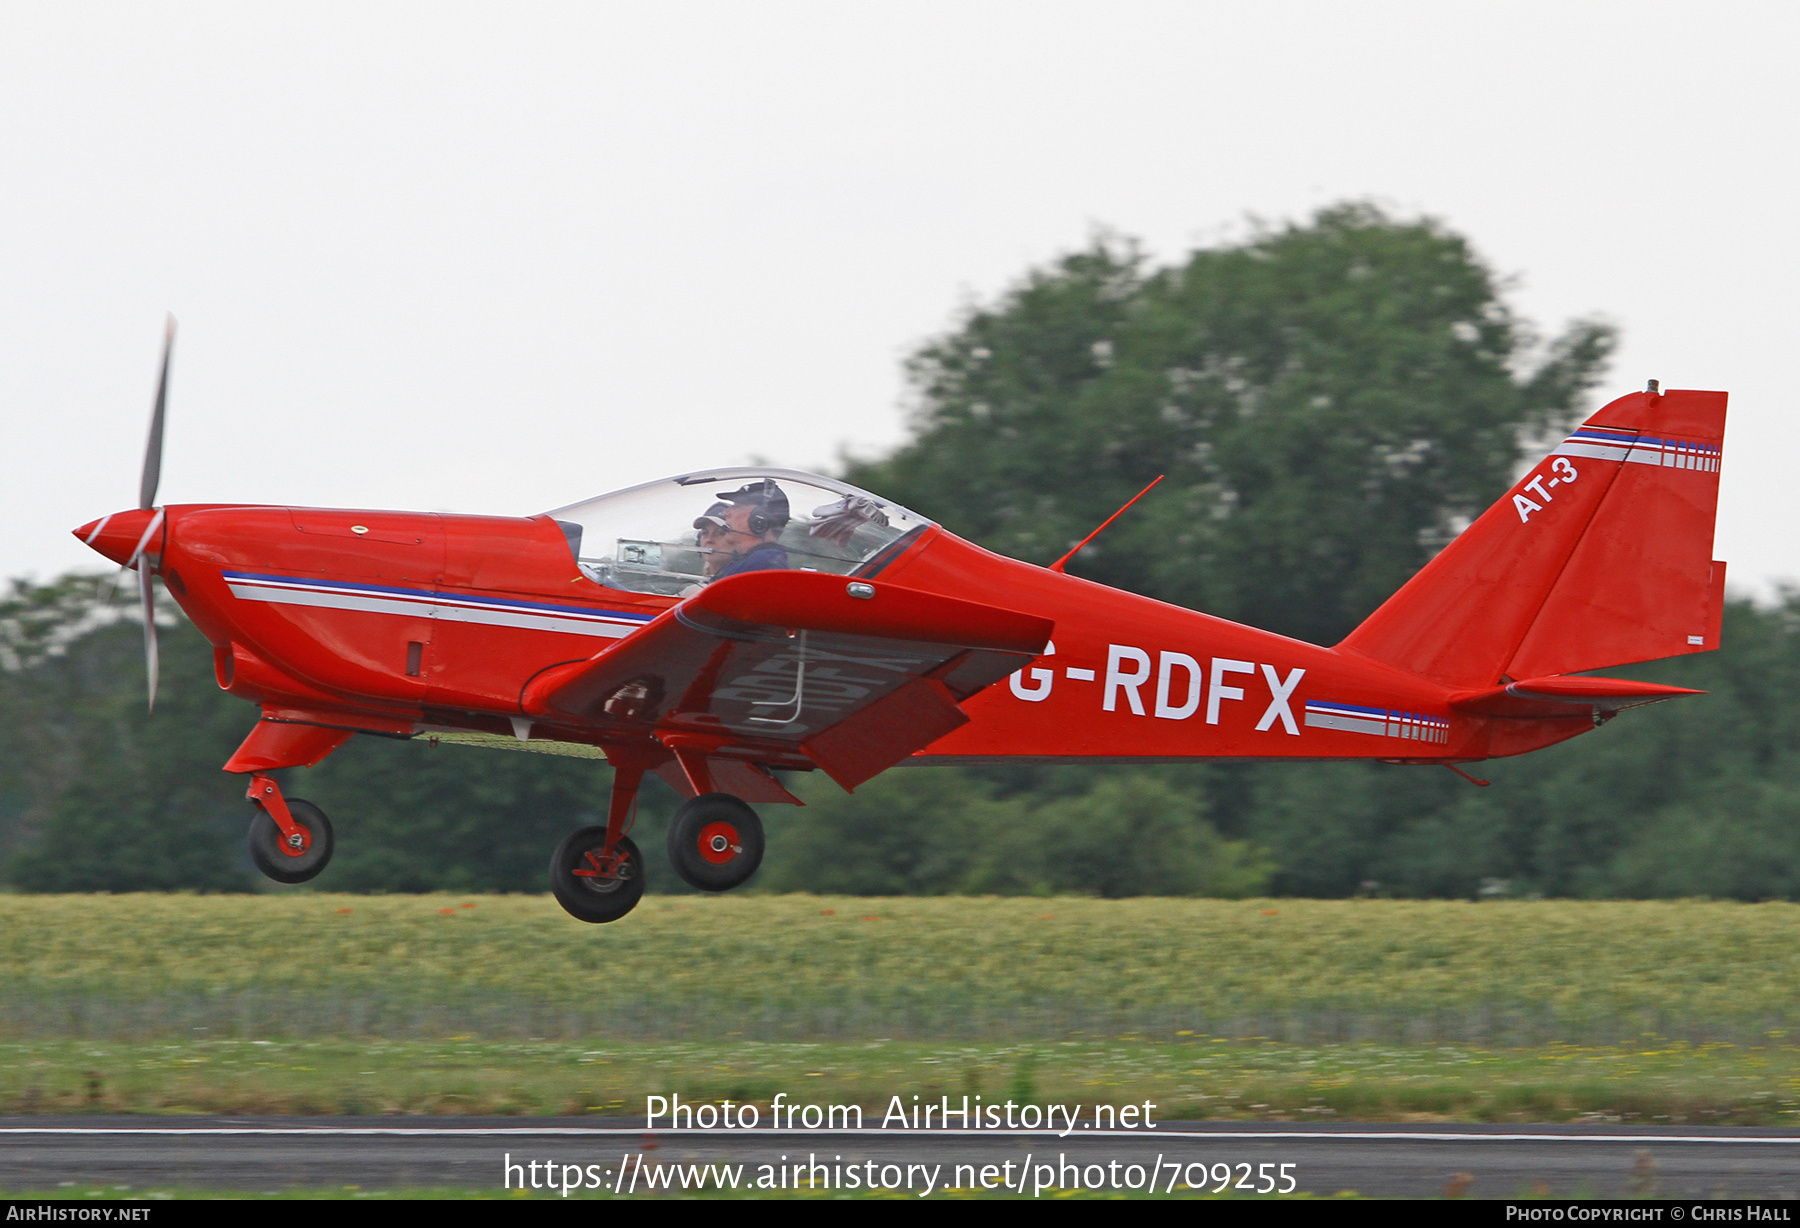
1339,388,1727,689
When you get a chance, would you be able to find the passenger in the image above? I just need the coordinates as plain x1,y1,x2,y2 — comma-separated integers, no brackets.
692,480,791,581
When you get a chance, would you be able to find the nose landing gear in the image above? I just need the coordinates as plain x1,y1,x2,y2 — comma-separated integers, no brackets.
245,772,335,884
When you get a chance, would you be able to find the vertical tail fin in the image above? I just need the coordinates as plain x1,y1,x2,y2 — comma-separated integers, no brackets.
1339,388,1727,689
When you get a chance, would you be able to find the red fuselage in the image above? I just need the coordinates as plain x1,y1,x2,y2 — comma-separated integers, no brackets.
76,499,1594,769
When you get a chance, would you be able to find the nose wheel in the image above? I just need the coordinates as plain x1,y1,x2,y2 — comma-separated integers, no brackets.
667,793,765,892
247,797,335,884
243,773,335,884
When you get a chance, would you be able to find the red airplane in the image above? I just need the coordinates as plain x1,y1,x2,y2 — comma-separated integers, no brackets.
76,327,1728,922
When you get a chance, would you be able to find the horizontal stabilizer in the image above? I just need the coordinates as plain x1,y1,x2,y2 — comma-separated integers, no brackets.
1451,675,1704,719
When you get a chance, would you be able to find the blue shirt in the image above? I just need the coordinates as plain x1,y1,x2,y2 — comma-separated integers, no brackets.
713,542,790,581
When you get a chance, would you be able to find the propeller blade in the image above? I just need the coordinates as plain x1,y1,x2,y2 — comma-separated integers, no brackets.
139,316,175,511
139,566,159,713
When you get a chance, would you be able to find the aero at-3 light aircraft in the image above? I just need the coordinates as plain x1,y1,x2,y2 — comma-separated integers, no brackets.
77,327,1728,922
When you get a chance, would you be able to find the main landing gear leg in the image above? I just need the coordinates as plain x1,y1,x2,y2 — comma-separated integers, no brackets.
549,758,647,924
657,733,766,892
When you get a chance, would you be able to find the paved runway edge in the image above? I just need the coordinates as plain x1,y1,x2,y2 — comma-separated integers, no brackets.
6,1117,1798,1197
5,1116,1800,1142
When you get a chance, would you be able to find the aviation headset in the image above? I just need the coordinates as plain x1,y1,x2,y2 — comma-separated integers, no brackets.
742,497,786,537
694,480,790,543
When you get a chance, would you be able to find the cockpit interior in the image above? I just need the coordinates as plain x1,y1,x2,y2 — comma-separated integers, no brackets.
546,468,934,597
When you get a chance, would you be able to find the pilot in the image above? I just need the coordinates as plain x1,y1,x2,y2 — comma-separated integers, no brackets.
693,480,791,581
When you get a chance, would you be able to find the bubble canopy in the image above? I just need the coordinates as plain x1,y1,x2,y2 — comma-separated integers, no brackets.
546,468,935,597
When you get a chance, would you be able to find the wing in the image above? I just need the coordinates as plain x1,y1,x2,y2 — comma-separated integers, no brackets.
520,571,1052,791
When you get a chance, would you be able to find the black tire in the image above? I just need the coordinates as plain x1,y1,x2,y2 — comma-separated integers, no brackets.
667,793,764,892
550,828,646,923
247,798,334,885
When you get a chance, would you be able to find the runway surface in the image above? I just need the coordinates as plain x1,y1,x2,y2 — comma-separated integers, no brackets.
4,1117,1799,1198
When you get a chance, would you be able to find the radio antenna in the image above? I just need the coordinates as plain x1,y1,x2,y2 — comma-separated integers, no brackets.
1047,475,1164,574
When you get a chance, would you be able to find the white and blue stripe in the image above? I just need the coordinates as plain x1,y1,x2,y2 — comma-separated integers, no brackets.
222,572,656,639
1553,427,1722,472
1303,700,1450,744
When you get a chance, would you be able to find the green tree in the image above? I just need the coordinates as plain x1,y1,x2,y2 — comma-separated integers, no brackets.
756,769,1019,895
2,587,253,891
849,203,1615,644
757,767,1270,898
964,773,1272,898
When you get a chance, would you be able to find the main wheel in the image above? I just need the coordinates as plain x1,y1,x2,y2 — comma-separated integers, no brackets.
247,798,334,884
550,827,645,923
667,793,764,892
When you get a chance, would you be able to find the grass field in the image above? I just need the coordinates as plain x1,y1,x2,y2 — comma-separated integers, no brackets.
4,893,1800,1123
4,1036,1800,1123
2,893,1798,1044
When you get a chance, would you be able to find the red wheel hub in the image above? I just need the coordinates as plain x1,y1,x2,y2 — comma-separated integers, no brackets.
573,847,624,879
697,821,741,865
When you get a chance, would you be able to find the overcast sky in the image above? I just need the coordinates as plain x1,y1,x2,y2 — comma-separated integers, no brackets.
4,2,1796,599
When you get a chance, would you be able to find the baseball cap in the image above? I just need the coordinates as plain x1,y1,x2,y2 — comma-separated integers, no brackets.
692,501,732,532
714,480,789,524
